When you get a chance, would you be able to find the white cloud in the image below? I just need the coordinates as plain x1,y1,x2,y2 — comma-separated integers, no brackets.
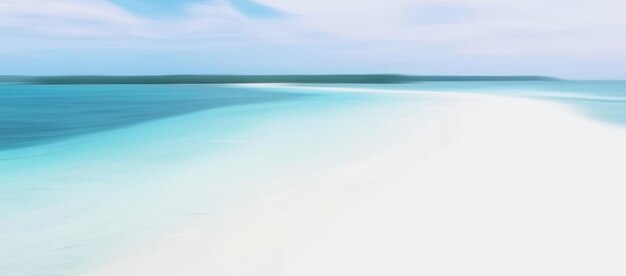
4,0,625,55
1,0,625,76
0,0,305,44
256,0,626,57
0,0,152,38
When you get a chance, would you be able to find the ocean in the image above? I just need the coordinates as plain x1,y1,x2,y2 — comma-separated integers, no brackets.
1,81,625,275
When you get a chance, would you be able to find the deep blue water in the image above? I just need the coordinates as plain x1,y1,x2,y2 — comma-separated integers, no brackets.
0,84,306,151
2,81,624,154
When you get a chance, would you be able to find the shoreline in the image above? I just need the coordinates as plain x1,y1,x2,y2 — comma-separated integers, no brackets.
87,91,626,275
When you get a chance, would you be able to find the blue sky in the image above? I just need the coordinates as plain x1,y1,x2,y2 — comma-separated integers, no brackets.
1,0,625,78
109,0,285,18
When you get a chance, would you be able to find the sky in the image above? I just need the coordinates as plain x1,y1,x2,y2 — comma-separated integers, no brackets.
1,0,625,78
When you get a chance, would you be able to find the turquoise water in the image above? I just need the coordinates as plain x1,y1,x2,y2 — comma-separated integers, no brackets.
410,81,626,126
0,85,311,275
0,84,306,151
1,81,625,275
330,81,626,126
1,84,426,275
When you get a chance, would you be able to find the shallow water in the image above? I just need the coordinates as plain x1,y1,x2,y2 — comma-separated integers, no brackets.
1,81,624,275
418,80,626,126
0,84,437,275
0,85,304,275
331,81,626,126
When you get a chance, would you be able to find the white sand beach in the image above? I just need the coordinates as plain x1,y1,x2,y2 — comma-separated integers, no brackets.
88,91,626,276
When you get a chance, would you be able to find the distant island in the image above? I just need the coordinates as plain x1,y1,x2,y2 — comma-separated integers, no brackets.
0,75,559,85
